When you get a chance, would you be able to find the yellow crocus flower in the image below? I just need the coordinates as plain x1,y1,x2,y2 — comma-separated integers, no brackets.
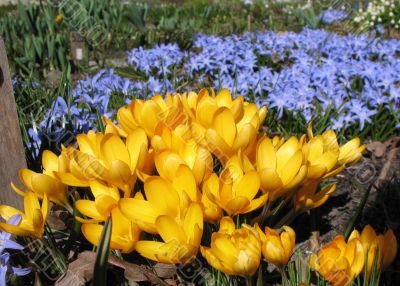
76,181,141,253
294,181,336,212
182,88,245,130
338,138,366,166
106,94,185,138
119,165,200,234
181,88,266,163
255,225,296,267
200,217,261,277
135,202,203,264
82,207,140,253
11,150,68,206
204,155,267,216
256,136,307,201
307,123,365,167
56,129,150,196
349,225,397,277
310,235,365,286
151,123,213,185
75,181,121,223
0,192,48,238
302,134,344,180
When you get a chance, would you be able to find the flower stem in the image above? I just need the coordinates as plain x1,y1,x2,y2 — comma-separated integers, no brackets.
279,266,290,286
245,277,253,286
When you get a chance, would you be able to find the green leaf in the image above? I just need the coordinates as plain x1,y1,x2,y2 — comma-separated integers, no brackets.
63,198,82,257
256,263,263,286
344,181,373,240
93,215,112,286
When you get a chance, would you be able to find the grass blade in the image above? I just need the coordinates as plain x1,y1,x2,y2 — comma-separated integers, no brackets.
93,215,112,286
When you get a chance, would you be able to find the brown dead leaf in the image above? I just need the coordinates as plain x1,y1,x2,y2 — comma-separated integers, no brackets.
47,209,68,230
56,251,94,286
384,136,400,149
56,251,176,286
153,263,177,278
366,141,386,158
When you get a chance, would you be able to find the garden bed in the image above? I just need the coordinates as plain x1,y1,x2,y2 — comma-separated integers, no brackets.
0,1,399,286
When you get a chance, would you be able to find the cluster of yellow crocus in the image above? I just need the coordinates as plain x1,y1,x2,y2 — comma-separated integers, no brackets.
201,217,296,277
310,225,397,286
0,88,394,283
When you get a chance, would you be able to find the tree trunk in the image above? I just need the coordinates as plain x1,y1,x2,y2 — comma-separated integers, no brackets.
0,37,26,209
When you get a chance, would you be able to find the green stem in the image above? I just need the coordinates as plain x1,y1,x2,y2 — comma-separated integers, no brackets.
245,276,253,286
44,225,67,271
279,266,290,286
273,208,296,228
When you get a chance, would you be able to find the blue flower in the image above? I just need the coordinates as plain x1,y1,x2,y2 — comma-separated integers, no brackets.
0,215,31,285
21,27,400,158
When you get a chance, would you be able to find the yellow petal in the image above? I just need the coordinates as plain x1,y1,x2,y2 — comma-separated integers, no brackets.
183,203,203,246
42,150,59,172
205,129,232,161
31,174,67,205
284,165,307,190
155,151,184,180
215,88,232,107
126,128,148,170
361,224,377,250
135,240,177,264
106,160,134,191
232,124,256,151
311,183,336,209
54,171,89,187
256,137,276,171
212,233,239,264
281,226,295,261
0,222,32,236
307,165,327,179
118,198,158,234
225,196,250,215
259,168,283,192
172,165,198,203
280,150,303,185
10,182,26,197
76,133,97,157
24,192,40,220
201,246,235,275
76,200,104,220
382,229,397,270
345,238,364,277
117,105,137,133
145,177,180,218
244,193,268,213
140,101,162,136
19,169,35,191
156,215,187,243
101,134,130,167
196,95,218,128
81,223,103,246
219,217,236,234
0,205,24,220
313,150,338,171
276,137,299,172
95,195,118,216
89,180,120,201
212,108,237,147
234,171,260,201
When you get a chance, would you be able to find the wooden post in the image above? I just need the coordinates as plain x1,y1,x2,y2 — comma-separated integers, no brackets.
0,37,25,209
